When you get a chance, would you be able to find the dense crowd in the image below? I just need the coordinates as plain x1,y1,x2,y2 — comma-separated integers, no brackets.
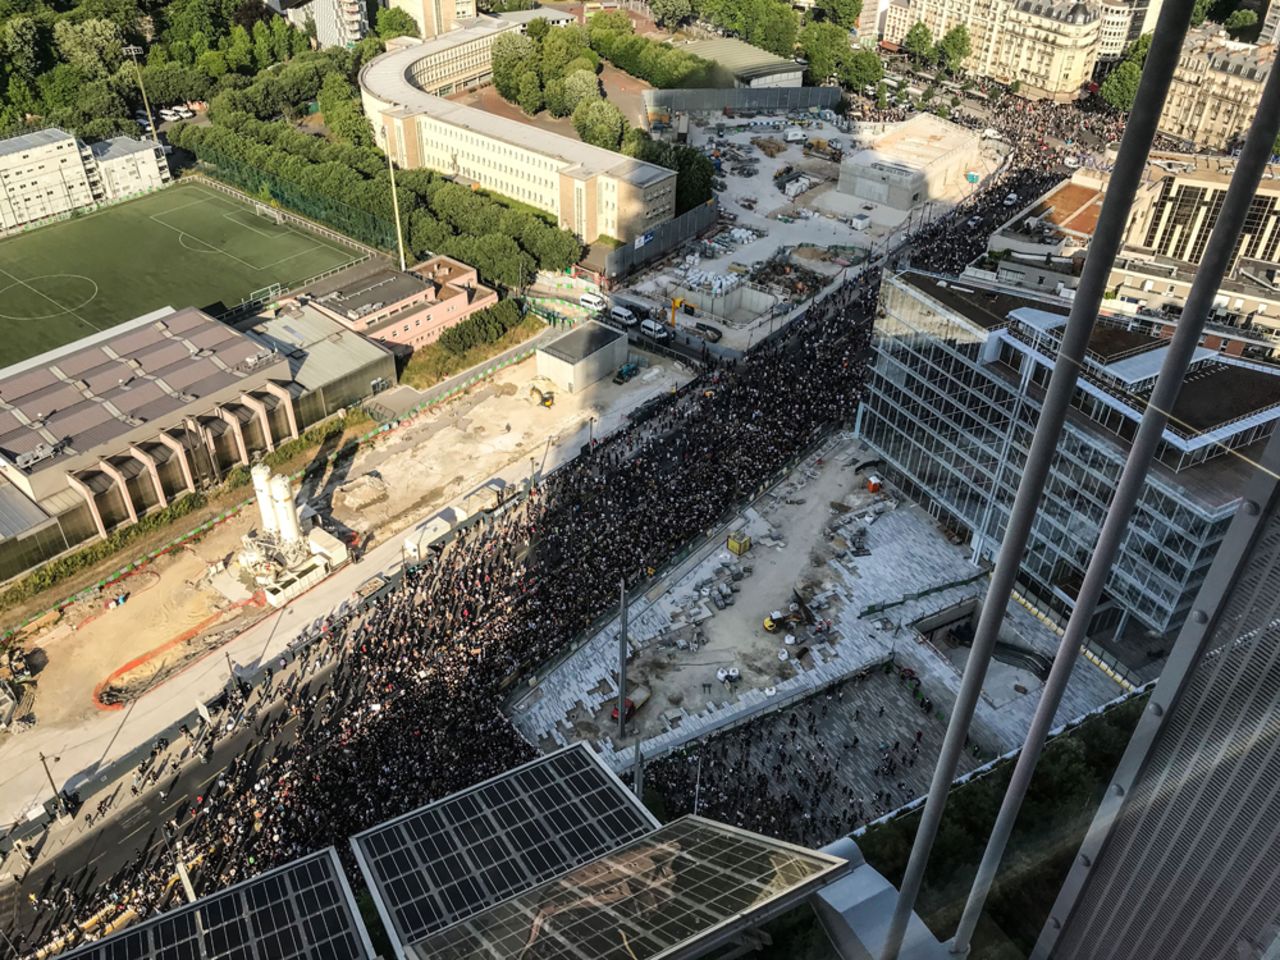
645,665,944,848
11,270,880,955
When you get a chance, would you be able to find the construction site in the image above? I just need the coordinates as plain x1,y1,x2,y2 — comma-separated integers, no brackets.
0,346,693,820
507,434,1127,777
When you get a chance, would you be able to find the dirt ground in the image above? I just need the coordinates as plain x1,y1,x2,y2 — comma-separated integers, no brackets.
13,355,692,728
447,62,653,132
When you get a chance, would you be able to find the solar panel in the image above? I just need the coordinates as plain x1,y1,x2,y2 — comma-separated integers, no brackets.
62,848,374,960
405,817,848,960
351,744,658,955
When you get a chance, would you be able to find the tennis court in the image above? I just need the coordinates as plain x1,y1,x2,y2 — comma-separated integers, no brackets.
0,181,365,366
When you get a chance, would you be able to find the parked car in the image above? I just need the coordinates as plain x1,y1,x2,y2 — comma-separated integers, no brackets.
579,291,606,312
609,305,638,327
640,318,671,341
159,108,180,122
175,106,195,119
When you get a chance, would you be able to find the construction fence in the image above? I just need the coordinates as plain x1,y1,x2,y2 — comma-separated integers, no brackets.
642,86,844,115
602,201,719,280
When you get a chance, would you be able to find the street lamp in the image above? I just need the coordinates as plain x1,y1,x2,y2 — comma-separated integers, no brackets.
123,44,160,147
38,751,66,818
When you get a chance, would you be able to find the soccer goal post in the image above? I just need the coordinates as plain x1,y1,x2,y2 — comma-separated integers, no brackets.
254,202,285,225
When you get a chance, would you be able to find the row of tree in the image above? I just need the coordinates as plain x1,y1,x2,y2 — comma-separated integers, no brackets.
901,20,972,72
797,21,883,88
491,20,604,118
691,0,798,57
437,299,523,354
585,10,720,88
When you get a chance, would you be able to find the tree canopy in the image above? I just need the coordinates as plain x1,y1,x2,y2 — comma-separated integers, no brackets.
902,21,934,62
375,6,419,38
937,24,970,70
815,0,861,29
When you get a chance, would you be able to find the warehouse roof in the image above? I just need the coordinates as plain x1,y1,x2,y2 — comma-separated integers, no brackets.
0,307,285,474
360,37,675,186
683,38,801,81
245,303,394,392
89,136,157,163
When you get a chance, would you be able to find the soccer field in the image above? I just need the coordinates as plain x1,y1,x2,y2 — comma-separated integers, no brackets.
0,182,364,367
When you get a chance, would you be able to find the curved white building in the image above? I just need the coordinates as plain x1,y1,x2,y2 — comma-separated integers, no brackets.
359,34,677,243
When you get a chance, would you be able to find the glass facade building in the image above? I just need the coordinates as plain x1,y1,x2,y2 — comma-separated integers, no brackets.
857,271,1280,636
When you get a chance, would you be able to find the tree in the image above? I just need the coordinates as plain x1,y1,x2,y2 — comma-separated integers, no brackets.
902,20,934,63
937,24,970,70
817,0,861,30
798,21,848,83
541,25,592,80
516,70,543,114
875,79,888,109
525,16,550,41
491,32,534,100
1224,8,1256,32
1273,132,1280,158
2,16,42,84
224,23,253,71
572,97,625,149
840,47,883,90
649,0,692,27
376,6,419,37
562,67,599,110
54,18,124,79
252,19,274,69
1099,58,1140,111
1191,0,1211,24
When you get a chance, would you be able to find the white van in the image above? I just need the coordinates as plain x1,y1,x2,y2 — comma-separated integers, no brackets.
609,305,637,327
579,291,606,312
640,318,671,341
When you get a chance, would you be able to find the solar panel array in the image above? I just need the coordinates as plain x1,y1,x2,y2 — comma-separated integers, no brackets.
351,744,657,953
62,849,372,960
406,816,847,960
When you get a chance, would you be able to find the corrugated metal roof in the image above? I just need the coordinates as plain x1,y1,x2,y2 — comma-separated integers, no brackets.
90,136,157,162
246,305,393,391
0,128,75,159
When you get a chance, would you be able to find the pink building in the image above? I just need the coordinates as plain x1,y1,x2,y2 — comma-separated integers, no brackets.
308,256,498,353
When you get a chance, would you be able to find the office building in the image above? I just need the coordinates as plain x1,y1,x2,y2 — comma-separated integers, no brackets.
1159,26,1273,149
1035,424,1280,960
857,270,1280,637
360,41,678,243
982,156,1280,356
307,255,499,352
1097,0,1133,59
0,129,168,232
0,304,394,584
285,0,367,49
371,21,514,97
882,0,1100,100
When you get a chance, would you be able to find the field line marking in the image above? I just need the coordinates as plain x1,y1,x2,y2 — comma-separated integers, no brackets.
145,210,260,271
150,192,221,217
220,209,283,240
0,267,105,332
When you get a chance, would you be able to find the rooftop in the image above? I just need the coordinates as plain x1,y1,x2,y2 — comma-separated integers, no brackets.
846,114,980,174
682,37,800,81
899,272,1054,330
88,136,156,163
0,127,74,159
244,303,394,392
0,307,285,472
312,268,433,320
495,6,576,23
362,39,676,186
540,321,626,364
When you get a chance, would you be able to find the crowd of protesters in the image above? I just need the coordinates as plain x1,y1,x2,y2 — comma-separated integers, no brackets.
9,269,881,956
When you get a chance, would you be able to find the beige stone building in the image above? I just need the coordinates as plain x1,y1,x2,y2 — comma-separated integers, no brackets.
391,0,476,38
360,41,677,243
1159,27,1274,150
883,0,1099,100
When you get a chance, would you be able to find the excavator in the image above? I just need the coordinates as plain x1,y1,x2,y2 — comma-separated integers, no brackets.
529,385,554,408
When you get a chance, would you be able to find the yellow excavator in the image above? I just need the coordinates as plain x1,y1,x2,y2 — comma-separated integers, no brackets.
530,385,554,408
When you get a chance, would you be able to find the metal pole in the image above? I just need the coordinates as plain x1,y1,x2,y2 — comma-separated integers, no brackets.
950,48,1280,957
878,8,1193,956
124,45,159,147
385,150,408,273
38,751,63,815
617,579,628,741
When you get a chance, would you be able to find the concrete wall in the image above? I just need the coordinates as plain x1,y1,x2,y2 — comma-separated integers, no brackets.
536,337,627,393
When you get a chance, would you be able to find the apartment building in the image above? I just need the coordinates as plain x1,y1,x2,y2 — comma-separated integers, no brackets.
883,0,1100,99
360,41,677,243
285,0,366,49
1159,26,1273,149
858,270,1280,637
1263,0,1280,44
0,128,170,232
392,0,476,37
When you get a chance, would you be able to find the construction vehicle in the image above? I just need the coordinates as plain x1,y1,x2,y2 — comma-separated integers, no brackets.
2,646,33,685
530,385,554,408
763,591,817,632
610,684,651,722
612,361,640,384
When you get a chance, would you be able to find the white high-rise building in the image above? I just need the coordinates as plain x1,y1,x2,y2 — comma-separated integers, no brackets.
1263,0,1280,43
0,128,169,232
285,0,367,48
